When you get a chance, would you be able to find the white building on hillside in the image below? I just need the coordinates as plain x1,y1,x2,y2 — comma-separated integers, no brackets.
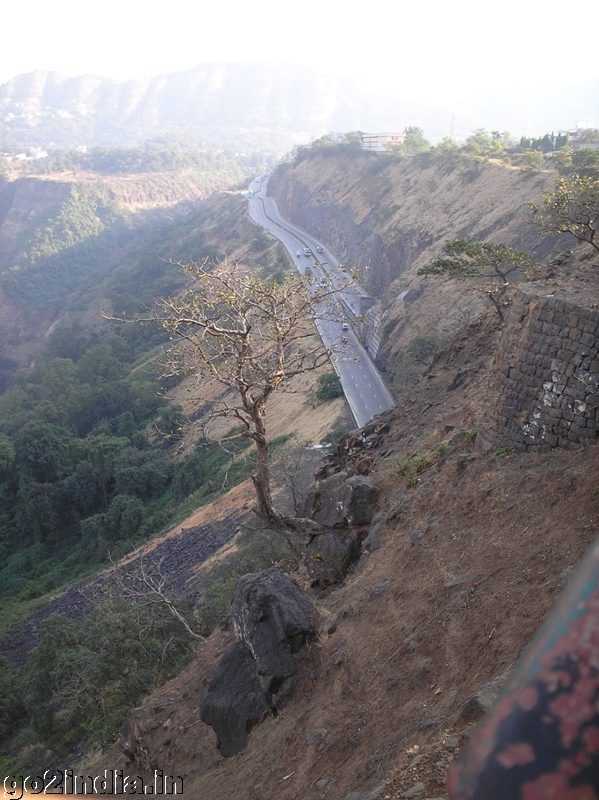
361,132,405,153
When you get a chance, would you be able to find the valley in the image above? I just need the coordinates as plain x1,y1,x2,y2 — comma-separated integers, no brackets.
1,141,599,799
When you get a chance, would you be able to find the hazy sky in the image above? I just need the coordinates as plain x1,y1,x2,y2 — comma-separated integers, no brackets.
2,0,599,111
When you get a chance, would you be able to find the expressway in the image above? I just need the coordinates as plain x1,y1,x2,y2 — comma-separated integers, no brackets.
247,175,394,428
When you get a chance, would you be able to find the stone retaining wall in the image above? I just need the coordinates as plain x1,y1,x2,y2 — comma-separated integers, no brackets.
481,284,599,452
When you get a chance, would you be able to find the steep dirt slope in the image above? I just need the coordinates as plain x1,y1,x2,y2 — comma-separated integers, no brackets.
268,150,565,381
89,286,599,799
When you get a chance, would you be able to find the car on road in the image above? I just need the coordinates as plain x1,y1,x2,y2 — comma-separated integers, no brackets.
316,246,323,253
303,248,311,256
342,323,349,330
296,250,301,256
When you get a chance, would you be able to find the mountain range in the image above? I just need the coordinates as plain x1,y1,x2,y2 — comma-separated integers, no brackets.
1,63,597,153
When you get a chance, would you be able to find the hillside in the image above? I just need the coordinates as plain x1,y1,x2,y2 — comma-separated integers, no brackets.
81,152,599,798
0,65,440,152
0,164,254,385
88,288,599,799
268,149,565,387
3,145,599,797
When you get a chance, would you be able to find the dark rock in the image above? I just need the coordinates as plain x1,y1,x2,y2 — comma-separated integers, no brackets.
448,367,471,391
373,582,389,596
322,615,337,635
385,489,412,522
457,671,510,724
339,476,380,526
342,782,387,800
409,530,424,544
306,728,328,745
200,568,315,756
304,529,364,586
199,641,272,757
231,568,314,706
363,522,382,553
301,473,380,527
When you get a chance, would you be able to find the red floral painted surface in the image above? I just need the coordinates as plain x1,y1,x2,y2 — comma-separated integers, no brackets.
447,537,599,799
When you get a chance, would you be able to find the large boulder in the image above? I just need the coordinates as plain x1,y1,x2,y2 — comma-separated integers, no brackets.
301,473,380,528
231,568,314,707
304,528,366,586
199,641,272,757
200,568,315,756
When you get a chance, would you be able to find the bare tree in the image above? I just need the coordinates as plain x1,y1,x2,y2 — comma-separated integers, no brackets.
111,556,205,642
152,259,340,527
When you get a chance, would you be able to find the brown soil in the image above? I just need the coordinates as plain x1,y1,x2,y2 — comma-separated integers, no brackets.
88,285,599,799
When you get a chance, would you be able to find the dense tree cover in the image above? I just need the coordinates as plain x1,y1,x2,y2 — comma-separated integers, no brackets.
0,312,256,612
0,183,137,310
315,370,344,400
14,138,272,180
520,132,569,153
560,148,599,179
0,599,195,757
0,179,235,312
295,127,578,172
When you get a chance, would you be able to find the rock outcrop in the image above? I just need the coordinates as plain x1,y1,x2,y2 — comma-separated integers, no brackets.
198,641,273,757
231,568,315,706
199,568,314,756
299,470,380,585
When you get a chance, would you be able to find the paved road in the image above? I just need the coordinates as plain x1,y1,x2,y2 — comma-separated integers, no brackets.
248,176,394,428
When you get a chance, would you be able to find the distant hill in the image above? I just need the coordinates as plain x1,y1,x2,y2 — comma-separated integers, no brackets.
1,64,597,154
0,64,447,152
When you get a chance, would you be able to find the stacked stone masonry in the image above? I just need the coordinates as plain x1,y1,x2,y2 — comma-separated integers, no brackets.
482,285,599,452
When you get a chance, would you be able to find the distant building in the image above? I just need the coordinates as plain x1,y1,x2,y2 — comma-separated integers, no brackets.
361,132,405,153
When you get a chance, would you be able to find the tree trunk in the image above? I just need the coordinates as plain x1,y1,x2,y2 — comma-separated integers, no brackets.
251,412,277,522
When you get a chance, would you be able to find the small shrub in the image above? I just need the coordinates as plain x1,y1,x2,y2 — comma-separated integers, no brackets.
315,371,343,400
493,446,515,458
320,424,350,446
395,447,445,486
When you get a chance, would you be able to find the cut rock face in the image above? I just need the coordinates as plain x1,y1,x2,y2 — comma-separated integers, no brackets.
200,568,314,756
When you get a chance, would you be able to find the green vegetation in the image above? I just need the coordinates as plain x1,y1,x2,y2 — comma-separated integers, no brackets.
493,446,515,457
386,127,431,156
561,149,599,179
320,423,351,445
529,175,599,254
395,446,446,487
519,132,569,153
315,370,344,400
521,150,545,172
16,139,271,181
2,599,195,761
418,239,532,321
465,427,478,442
